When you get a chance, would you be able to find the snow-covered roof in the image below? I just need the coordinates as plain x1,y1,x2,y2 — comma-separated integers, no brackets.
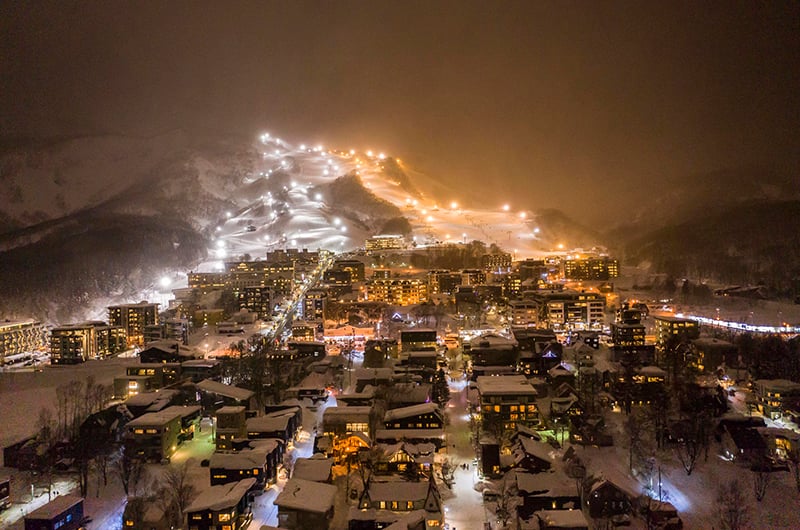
127,406,195,428
292,456,333,482
469,333,518,349
754,379,800,392
476,375,538,396
197,379,254,401
548,363,575,377
323,406,372,422
338,386,377,400
186,478,257,512
384,403,439,422
377,441,437,457
181,358,221,367
25,495,83,520
516,472,577,497
517,436,556,463
639,366,667,377
535,509,589,528
124,389,178,410
210,448,267,470
274,478,337,514
588,468,642,500
375,429,444,441
216,405,246,415
347,507,427,526
367,480,430,502
246,415,290,432
354,367,394,380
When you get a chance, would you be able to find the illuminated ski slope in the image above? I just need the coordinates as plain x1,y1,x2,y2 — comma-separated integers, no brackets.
201,133,557,269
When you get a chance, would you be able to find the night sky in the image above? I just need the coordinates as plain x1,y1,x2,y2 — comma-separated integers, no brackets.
1,1,797,224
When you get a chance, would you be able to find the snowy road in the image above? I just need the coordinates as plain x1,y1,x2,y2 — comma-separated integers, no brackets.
442,373,491,530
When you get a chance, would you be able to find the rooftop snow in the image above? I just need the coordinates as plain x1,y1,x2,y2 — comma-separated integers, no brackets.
476,375,538,396
384,403,439,422
197,379,254,401
186,478,257,512
274,478,337,514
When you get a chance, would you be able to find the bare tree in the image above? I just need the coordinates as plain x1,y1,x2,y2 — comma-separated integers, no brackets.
625,409,653,473
92,444,113,497
158,460,198,527
114,448,145,497
717,479,749,530
751,459,772,502
787,448,800,493
35,407,57,501
672,416,707,476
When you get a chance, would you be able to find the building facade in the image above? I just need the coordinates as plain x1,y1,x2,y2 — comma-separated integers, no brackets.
0,319,47,365
108,302,159,347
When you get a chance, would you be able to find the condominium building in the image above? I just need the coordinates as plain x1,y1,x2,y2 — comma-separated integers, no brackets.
529,290,606,331
238,286,273,319
476,375,539,431
50,321,127,364
366,278,428,306
108,302,159,347
0,319,47,364
653,316,700,349
481,253,513,272
563,257,619,281
365,234,405,251
330,259,366,282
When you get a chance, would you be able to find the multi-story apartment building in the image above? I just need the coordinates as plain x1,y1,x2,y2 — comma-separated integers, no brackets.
125,405,201,461
366,278,428,306
426,269,452,297
437,272,463,295
509,300,539,327
226,260,295,295
365,234,405,251
303,289,327,321
50,321,127,364
0,319,48,365
611,323,646,348
238,286,273,319
653,316,700,349
372,268,391,280
108,302,159,347
400,329,438,353
330,259,365,282
468,333,519,379
476,375,539,431
481,253,513,273
461,269,486,286
518,259,551,283
187,272,228,294
753,379,800,419
563,257,619,281
529,290,606,331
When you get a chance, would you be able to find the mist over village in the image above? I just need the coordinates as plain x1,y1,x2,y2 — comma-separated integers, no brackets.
1,3,799,530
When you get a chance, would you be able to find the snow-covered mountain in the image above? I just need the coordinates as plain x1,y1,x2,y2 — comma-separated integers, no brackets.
0,131,598,323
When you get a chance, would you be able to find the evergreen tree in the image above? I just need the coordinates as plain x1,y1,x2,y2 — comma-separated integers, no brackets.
431,368,450,407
